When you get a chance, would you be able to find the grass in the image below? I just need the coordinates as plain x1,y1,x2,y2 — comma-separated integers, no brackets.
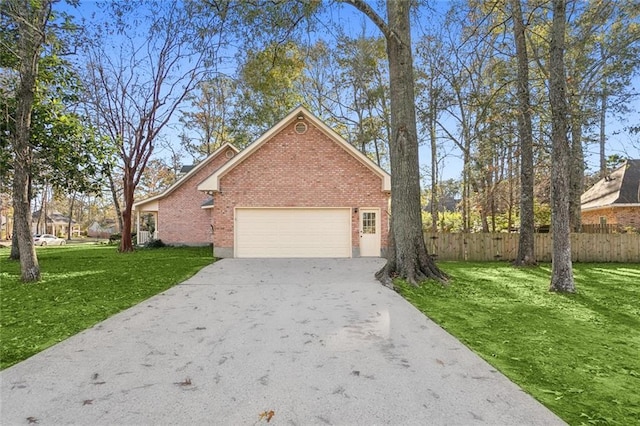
0,244,213,370
397,262,640,425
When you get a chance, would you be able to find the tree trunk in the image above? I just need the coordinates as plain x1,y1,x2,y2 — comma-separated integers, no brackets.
490,191,496,233
569,122,583,232
599,83,607,178
511,0,536,266
548,0,575,293
372,0,446,287
10,175,32,261
8,0,52,281
343,0,446,286
599,43,608,179
507,142,514,233
430,94,438,232
107,167,124,235
36,185,45,233
12,165,39,281
462,156,471,232
119,171,135,252
67,191,76,240
10,222,20,260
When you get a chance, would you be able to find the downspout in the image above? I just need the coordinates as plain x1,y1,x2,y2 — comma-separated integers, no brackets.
210,224,214,259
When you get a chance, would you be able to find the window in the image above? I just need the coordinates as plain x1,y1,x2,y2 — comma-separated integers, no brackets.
599,216,607,225
362,212,376,234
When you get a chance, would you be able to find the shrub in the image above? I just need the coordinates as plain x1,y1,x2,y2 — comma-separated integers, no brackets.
144,239,167,249
108,233,136,245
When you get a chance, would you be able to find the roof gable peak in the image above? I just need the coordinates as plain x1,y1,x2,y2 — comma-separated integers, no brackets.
134,142,239,208
198,107,390,193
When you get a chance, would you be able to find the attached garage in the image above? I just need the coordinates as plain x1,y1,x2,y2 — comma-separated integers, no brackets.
197,106,391,258
235,208,352,258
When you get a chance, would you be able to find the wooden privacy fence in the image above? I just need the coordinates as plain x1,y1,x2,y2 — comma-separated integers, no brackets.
424,232,640,262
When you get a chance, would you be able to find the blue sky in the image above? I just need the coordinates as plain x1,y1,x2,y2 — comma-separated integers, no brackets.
61,0,639,182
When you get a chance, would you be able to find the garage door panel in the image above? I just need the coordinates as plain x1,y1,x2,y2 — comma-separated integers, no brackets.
236,208,351,258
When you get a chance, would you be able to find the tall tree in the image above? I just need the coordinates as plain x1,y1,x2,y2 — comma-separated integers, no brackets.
2,0,53,281
179,77,237,161
345,0,446,286
82,2,218,252
415,32,449,232
299,40,338,121
300,35,390,168
510,0,535,265
548,0,575,293
428,3,512,233
137,158,177,198
234,41,306,143
333,33,389,167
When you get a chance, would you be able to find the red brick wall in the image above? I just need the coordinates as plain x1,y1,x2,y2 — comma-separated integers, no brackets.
582,206,640,228
158,148,235,245
212,120,390,254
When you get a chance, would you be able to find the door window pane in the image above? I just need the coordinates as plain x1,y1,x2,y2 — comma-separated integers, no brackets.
362,212,376,234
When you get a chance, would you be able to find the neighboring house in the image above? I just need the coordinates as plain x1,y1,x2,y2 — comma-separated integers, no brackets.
87,220,118,238
31,210,81,237
581,159,640,230
135,106,391,257
424,196,461,214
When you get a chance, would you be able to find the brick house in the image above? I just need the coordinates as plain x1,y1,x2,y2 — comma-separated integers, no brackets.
581,159,640,230
135,106,391,257
133,143,240,245
31,210,81,237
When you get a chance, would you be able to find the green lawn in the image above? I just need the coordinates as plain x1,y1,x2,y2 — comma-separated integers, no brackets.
0,245,213,370
398,262,640,425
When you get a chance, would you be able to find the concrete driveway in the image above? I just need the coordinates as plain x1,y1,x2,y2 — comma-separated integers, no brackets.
1,258,564,425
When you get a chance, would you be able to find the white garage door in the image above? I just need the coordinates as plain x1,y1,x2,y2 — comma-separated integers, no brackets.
235,208,351,258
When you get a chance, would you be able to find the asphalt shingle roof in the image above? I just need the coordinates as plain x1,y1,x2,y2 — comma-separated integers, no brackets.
581,159,640,209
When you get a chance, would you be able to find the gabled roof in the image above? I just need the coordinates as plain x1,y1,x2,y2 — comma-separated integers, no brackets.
197,106,391,193
581,159,640,210
32,210,77,225
134,142,239,209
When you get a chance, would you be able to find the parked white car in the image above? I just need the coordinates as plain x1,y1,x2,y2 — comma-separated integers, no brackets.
33,234,66,246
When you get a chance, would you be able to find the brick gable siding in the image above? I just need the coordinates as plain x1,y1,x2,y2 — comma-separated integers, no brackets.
157,148,235,245
212,120,390,255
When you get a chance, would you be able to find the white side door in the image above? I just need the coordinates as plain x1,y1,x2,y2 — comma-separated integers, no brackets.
359,208,381,257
